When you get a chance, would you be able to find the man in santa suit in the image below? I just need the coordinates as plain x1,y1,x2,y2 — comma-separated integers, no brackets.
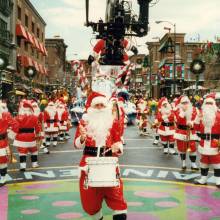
194,94,220,187
31,100,49,154
13,100,41,171
155,97,176,155
57,99,69,142
136,99,149,135
0,101,16,186
174,96,199,171
44,101,59,148
74,92,127,220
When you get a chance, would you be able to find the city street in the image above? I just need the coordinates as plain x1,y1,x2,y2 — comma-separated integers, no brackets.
1,125,220,220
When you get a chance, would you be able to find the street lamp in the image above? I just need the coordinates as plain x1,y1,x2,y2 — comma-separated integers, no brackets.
155,20,177,96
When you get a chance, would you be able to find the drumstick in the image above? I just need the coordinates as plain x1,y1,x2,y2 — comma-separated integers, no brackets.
102,148,112,156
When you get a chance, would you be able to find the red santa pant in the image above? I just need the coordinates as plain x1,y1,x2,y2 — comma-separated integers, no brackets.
176,140,196,153
160,135,175,143
17,146,38,155
79,171,127,215
201,154,220,164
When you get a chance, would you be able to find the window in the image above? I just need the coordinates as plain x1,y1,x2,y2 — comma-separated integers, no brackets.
25,14,28,27
36,51,39,59
37,27,40,38
24,41,28,51
32,22,35,33
175,44,180,55
0,18,7,30
41,32,44,41
17,6,21,20
31,47,34,56
17,37,21,47
187,52,192,63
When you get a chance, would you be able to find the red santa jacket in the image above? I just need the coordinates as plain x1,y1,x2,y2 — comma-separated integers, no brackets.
13,114,41,148
44,110,59,132
195,111,220,155
93,39,129,62
0,112,16,164
57,108,69,131
156,111,175,136
174,107,197,141
74,119,123,167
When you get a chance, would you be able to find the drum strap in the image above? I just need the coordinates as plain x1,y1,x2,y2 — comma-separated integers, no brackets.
83,146,112,157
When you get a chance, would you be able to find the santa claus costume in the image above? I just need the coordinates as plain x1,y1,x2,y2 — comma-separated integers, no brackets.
13,100,41,171
31,100,49,154
44,101,59,148
174,96,199,171
74,92,127,220
194,94,220,187
56,99,69,142
155,98,176,155
0,101,16,186
136,99,149,135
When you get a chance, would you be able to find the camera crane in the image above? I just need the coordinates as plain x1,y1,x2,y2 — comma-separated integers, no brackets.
85,0,153,66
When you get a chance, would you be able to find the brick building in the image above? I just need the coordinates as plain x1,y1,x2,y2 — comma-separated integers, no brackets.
147,33,204,98
45,37,67,90
15,0,48,93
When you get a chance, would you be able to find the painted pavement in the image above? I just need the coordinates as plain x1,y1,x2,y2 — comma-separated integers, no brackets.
1,178,220,220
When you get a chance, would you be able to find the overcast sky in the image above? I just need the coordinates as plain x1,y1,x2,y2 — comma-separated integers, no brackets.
31,0,220,60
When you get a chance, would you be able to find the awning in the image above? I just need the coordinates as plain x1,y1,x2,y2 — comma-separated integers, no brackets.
33,88,43,94
38,42,45,55
16,24,28,39
25,31,35,45
38,63,44,74
43,45,48,56
32,37,41,51
33,60,40,72
20,55,33,67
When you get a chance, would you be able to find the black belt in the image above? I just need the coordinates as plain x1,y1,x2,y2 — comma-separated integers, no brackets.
0,133,7,140
177,124,193,130
19,128,35,133
198,133,220,140
162,122,174,127
60,120,64,123
46,120,57,123
83,146,112,157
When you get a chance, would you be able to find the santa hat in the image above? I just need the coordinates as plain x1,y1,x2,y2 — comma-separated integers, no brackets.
48,101,55,106
85,91,108,110
180,96,190,104
59,98,65,105
22,101,34,112
204,93,216,104
158,97,168,109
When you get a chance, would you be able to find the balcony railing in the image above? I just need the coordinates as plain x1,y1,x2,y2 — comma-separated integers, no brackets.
0,29,12,42
0,0,13,17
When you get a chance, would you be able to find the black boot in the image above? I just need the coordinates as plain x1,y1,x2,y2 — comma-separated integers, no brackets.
113,213,127,220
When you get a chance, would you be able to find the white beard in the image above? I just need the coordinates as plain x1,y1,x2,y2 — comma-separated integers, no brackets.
33,107,40,117
180,103,193,123
202,104,217,133
161,104,172,116
57,107,65,120
86,106,114,147
138,104,145,112
18,108,33,116
45,106,56,118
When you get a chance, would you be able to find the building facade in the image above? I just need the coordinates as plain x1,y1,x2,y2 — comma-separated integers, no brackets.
147,33,204,98
0,0,16,98
15,0,48,93
45,37,67,91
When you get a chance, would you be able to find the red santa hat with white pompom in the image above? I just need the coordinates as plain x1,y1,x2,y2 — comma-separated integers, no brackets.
158,97,168,111
85,91,108,110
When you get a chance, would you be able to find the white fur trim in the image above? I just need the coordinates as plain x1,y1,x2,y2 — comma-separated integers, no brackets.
59,125,67,131
91,96,108,107
91,209,103,220
0,148,7,157
45,127,59,132
114,210,127,215
158,129,175,136
205,97,215,104
75,136,85,149
13,140,36,147
181,96,190,103
213,164,220,169
198,143,219,155
174,132,198,141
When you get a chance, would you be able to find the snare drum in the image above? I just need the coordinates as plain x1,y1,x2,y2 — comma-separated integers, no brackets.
85,157,119,187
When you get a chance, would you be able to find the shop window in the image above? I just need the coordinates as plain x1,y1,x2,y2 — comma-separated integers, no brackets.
32,22,35,33
17,6,21,20
37,27,40,38
25,14,28,27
